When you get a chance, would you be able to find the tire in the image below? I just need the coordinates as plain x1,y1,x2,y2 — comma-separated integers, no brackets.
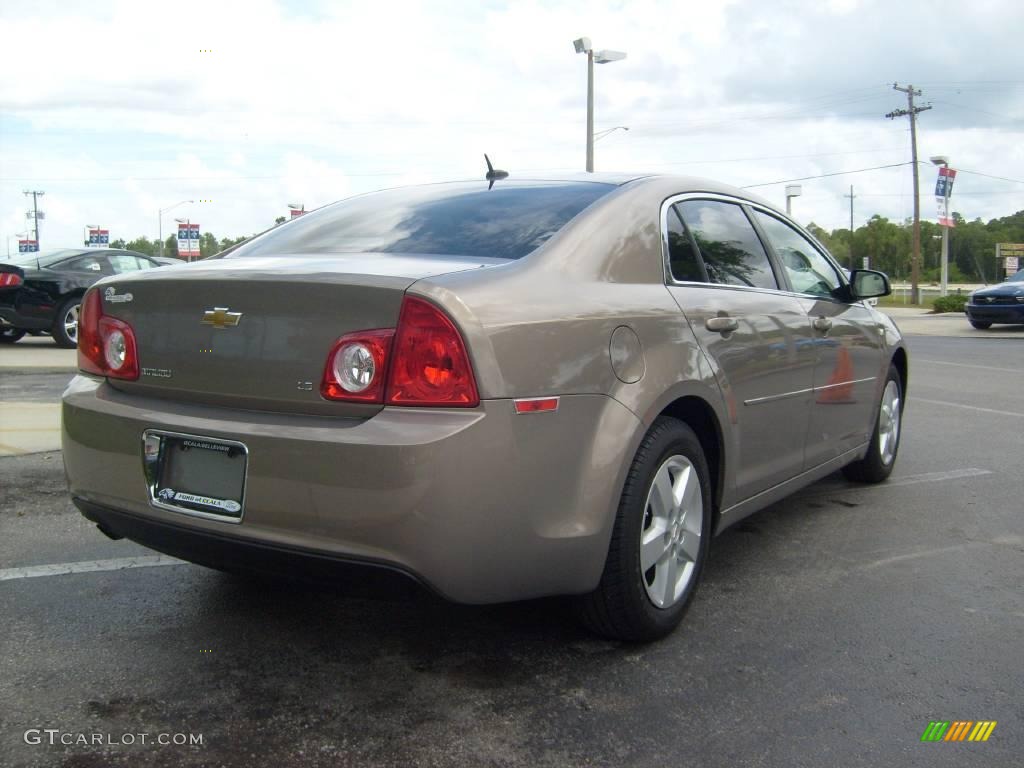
51,296,82,348
577,417,713,642
0,327,26,344
842,364,903,484
969,320,992,330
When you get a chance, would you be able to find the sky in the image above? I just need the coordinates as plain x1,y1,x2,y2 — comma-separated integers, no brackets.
1,0,1022,255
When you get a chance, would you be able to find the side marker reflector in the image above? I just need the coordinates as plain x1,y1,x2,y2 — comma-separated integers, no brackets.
514,397,559,414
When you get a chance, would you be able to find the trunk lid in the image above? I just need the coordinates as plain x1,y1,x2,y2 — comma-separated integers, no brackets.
97,254,499,417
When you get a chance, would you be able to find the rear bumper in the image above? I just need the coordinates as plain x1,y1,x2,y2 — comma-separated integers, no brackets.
0,304,51,330
966,303,1024,324
75,498,432,599
62,376,643,603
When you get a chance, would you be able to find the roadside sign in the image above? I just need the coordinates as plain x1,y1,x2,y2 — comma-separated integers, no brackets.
290,208,305,219
997,244,1024,276
87,228,109,248
934,167,956,227
177,223,201,258
18,239,38,253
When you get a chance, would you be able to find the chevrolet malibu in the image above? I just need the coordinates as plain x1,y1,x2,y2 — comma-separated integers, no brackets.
62,174,907,641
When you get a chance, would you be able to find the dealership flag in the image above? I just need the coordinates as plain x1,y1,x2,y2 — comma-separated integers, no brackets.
177,223,201,258
935,167,956,227
87,228,109,248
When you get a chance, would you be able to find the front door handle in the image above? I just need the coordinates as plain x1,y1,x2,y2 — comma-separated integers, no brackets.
705,316,739,333
813,316,833,333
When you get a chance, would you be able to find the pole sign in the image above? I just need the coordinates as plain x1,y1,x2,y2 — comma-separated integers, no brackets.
18,239,38,253
177,223,201,258
934,166,956,227
87,228,109,248
290,208,305,219
996,243,1024,277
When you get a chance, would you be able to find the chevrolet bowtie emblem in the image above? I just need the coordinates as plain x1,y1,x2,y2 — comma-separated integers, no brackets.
201,307,243,328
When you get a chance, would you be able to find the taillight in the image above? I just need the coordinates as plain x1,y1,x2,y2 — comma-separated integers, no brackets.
386,297,479,407
321,329,394,402
0,273,23,288
77,289,139,380
320,296,479,407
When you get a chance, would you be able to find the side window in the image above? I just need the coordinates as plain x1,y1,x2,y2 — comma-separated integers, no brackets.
753,211,842,298
108,254,144,273
61,256,105,273
676,200,778,290
666,205,705,282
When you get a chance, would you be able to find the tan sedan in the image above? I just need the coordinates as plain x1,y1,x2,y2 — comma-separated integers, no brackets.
62,174,906,641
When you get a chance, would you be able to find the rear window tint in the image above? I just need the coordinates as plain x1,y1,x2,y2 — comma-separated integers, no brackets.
231,181,616,261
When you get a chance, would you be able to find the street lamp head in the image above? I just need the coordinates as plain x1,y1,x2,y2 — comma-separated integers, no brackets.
930,155,949,166
593,49,626,64
174,217,187,223
573,37,592,54
287,203,303,210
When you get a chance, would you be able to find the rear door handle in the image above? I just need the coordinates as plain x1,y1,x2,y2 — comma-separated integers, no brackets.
813,316,833,332
705,316,739,333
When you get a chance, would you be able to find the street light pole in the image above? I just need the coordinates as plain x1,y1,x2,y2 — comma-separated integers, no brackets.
158,200,193,258
931,155,951,297
574,38,626,173
785,184,802,217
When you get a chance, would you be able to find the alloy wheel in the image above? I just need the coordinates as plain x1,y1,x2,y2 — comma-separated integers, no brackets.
640,455,703,609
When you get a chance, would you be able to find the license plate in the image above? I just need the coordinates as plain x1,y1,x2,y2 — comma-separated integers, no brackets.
143,431,248,521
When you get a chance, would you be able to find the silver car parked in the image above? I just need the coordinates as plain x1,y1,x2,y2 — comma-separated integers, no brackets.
62,173,906,641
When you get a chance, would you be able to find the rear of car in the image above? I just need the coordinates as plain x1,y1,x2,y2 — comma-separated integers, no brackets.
62,180,639,603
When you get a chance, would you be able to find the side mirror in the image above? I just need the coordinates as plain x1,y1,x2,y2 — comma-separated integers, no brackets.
849,269,891,300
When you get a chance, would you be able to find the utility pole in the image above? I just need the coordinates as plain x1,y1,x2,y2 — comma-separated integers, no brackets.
844,185,856,270
23,190,45,249
886,83,931,304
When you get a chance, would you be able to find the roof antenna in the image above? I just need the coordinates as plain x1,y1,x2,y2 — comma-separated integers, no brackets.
484,154,508,190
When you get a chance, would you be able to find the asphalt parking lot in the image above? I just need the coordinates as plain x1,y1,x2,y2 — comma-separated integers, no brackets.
1,318,1021,767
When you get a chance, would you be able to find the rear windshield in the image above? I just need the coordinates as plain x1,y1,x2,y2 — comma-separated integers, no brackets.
229,181,615,261
6,249,85,267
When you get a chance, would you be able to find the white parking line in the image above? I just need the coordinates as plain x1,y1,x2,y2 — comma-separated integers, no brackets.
796,467,992,500
914,398,1024,419
0,555,187,582
915,359,1024,374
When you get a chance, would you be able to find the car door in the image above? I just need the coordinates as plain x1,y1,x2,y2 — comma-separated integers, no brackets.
749,208,885,466
665,196,817,502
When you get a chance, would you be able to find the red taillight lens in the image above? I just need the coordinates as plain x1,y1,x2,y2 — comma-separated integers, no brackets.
319,297,479,407
77,289,139,380
386,297,479,407
321,329,394,403
0,273,23,288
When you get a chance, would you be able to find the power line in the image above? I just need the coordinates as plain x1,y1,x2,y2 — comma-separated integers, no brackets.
955,169,1024,184
739,162,913,189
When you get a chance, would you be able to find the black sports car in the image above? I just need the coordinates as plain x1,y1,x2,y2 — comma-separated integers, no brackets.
0,249,164,347
965,270,1024,329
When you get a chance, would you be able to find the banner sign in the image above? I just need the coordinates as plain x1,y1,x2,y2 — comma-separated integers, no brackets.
18,239,38,253
177,223,201,258
935,167,956,228
290,208,305,219
87,228,109,248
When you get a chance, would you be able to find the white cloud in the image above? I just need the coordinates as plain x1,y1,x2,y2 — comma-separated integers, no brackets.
1,0,1021,252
